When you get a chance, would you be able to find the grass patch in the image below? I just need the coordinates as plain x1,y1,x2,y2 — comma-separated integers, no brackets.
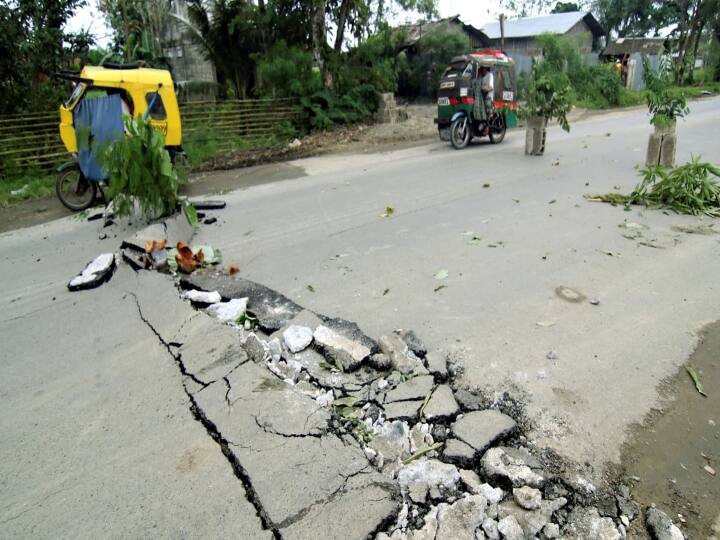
0,172,55,207
184,132,295,167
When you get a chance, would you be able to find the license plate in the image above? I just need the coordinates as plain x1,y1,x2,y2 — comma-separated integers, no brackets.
437,97,450,106
502,91,514,101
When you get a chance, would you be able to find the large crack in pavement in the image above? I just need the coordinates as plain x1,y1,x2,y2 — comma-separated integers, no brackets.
130,291,283,539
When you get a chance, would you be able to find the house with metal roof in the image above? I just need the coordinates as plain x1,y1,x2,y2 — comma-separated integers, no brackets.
482,11,604,73
396,15,489,53
600,37,668,90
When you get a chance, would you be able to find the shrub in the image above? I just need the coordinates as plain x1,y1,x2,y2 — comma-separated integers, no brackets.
524,60,573,131
103,116,183,219
255,41,322,98
642,55,689,127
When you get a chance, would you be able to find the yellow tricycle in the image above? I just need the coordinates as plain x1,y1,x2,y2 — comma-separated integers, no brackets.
52,62,183,211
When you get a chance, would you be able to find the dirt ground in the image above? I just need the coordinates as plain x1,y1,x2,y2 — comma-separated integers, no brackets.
621,322,720,538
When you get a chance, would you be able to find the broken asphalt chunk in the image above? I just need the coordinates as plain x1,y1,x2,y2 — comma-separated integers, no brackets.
451,410,517,457
68,253,115,291
423,385,460,421
190,199,226,210
313,324,371,371
181,271,303,331
206,297,248,323
384,375,434,403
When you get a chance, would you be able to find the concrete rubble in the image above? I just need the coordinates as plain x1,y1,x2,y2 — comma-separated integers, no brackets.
90,217,647,539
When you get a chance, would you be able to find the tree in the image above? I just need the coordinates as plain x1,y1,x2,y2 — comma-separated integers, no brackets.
98,0,171,65
0,0,92,113
551,2,581,12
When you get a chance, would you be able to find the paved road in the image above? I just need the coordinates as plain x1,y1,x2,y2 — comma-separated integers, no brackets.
191,97,720,467
1,98,719,536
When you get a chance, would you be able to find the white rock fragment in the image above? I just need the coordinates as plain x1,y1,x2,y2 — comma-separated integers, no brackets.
68,253,115,290
363,446,377,462
477,483,505,505
513,486,542,510
315,390,334,407
543,523,560,539
482,518,500,540
206,297,248,322
184,289,222,304
497,515,524,540
282,325,313,352
397,459,461,497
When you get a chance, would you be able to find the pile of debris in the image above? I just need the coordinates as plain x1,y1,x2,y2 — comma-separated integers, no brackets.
166,267,662,540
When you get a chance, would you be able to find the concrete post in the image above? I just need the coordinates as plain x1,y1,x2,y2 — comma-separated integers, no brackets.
646,122,676,168
525,116,547,156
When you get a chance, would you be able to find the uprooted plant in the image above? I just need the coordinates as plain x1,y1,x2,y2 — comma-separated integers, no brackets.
103,115,184,219
587,157,720,216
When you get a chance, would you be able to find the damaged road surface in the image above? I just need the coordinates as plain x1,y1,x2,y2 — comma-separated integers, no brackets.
0,265,271,539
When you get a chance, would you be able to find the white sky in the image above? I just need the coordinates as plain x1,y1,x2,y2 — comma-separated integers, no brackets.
66,0,530,49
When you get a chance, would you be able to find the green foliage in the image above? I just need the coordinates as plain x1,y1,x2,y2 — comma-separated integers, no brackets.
397,26,470,99
535,33,622,109
629,157,720,216
300,87,374,129
551,1,580,12
524,67,572,131
0,0,93,114
103,116,183,219
642,55,689,126
256,40,322,98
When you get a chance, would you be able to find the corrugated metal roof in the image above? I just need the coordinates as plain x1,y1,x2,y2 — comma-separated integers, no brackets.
482,11,597,39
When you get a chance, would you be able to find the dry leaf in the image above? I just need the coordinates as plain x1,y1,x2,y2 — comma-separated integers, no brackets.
227,264,240,275
144,239,166,253
175,242,197,273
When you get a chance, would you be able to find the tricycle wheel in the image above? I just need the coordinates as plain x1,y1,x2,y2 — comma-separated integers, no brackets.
450,116,471,149
489,112,507,144
56,164,97,211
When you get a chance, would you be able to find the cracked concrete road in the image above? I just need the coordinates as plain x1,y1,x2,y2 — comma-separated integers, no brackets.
0,220,271,538
1,98,719,537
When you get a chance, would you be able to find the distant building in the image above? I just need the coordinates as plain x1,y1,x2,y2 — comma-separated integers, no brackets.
396,15,490,54
482,11,604,73
160,0,217,102
601,37,667,90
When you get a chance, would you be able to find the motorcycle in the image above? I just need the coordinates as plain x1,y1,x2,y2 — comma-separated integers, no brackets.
434,49,518,150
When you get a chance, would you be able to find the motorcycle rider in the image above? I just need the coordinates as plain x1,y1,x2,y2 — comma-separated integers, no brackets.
478,65,495,120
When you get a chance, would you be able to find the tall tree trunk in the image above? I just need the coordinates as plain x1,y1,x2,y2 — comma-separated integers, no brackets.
676,0,704,85
334,0,352,52
257,0,269,54
311,0,332,89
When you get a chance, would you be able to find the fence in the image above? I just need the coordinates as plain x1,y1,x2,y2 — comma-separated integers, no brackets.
0,98,306,175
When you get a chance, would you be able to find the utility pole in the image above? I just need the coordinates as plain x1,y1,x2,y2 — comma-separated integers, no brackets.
499,14,506,51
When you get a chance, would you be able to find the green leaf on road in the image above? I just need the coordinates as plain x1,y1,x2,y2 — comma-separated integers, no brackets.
686,366,707,397
434,269,448,280
381,206,395,217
